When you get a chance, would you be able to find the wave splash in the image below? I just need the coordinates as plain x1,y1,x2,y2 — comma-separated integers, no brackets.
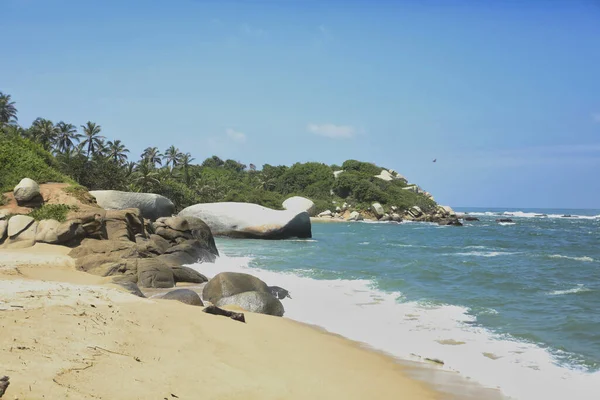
190,253,600,400
548,284,593,296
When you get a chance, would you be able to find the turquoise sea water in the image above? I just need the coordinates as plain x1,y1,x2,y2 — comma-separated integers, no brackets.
193,208,600,400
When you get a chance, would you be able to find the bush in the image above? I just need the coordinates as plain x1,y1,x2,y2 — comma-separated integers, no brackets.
341,160,382,176
0,134,72,193
154,179,199,212
29,204,76,222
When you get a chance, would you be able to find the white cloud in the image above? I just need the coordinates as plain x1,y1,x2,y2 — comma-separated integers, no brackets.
307,123,356,139
226,128,246,142
592,113,600,123
241,24,265,37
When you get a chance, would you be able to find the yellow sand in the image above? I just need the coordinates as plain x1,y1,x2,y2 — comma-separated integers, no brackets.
0,245,439,400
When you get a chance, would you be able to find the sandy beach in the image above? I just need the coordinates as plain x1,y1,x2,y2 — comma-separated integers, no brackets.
0,245,440,400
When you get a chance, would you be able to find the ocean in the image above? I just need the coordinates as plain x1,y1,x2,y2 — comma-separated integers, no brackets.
191,208,600,400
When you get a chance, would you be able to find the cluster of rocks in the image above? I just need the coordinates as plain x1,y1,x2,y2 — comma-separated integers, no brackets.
68,212,218,289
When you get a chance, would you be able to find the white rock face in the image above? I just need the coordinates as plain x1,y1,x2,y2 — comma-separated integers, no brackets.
35,219,61,243
348,211,363,221
14,178,40,203
374,170,394,181
282,196,316,216
333,170,344,179
90,190,175,220
318,210,333,218
440,205,456,217
178,202,311,239
371,203,385,218
7,215,35,237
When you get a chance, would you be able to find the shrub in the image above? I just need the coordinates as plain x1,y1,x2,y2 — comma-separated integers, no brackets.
29,204,76,222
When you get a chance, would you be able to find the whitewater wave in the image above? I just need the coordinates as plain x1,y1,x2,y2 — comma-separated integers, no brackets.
498,222,516,226
548,254,595,262
465,211,600,220
548,284,592,296
452,251,517,257
190,253,600,400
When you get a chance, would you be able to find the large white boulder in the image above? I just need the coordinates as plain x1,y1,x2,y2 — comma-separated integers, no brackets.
347,211,363,221
14,178,40,203
282,196,316,216
178,202,311,239
7,215,35,237
371,203,385,218
90,190,175,220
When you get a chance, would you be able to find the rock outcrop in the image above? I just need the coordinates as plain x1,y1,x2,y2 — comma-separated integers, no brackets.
347,211,364,221
179,202,311,239
89,190,175,220
283,196,316,216
371,203,385,219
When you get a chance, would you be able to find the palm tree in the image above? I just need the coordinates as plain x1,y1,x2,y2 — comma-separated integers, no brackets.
163,145,182,170
54,122,81,153
0,92,18,126
132,159,159,191
125,161,136,177
28,118,58,151
80,121,105,158
179,152,194,185
141,146,162,167
106,139,130,164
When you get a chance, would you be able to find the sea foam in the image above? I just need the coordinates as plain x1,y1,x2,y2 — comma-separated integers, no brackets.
190,254,600,400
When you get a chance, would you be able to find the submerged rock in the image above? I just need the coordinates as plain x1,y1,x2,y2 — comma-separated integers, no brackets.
178,202,311,239
215,291,284,317
203,272,270,304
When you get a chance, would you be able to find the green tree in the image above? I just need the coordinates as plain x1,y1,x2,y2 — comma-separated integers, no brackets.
28,118,58,151
178,152,194,185
55,122,81,152
132,158,159,191
80,121,105,158
201,155,224,168
163,145,182,170
141,146,162,167
0,92,18,127
106,139,129,164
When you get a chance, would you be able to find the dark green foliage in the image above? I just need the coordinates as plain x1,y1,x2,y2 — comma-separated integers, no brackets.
29,204,76,222
0,132,72,193
153,179,198,212
341,159,382,176
276,162,334,196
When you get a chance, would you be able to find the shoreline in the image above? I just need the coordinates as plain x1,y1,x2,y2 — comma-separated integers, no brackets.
0,245,442,400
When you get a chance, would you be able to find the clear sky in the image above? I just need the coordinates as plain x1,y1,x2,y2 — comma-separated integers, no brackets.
2,0,600,208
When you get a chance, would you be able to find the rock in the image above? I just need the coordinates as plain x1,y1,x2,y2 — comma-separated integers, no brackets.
391,213,402,222
161,289,204,306
178,202,311,239
371,203,385,218
317,210,332,218
407,206,423,218
137,258,175,288
154,216,219,257
7,215,35,237
348,211,363,221
203,305,245,323
379,214,392,222
215,291,284,316
374,169,394,181
90,190,175,220
2,220,38,248
464,217,480,221
0,375,9,398
13,178,40,203
0,220,7,242
35,219,61,243
282,196,316,216
104,209,145,241
114,281,146,298
268,285,291,300
172,266,208,284
157,239,217,267
438,205,456,217
202,272,270,304
391,206,398,212
496,218,514,223
66,208,106,239
333,170,344,179
438,218,463,226
91,259,138,278
70,239,140,272
55,220,85,244
341,202,349,211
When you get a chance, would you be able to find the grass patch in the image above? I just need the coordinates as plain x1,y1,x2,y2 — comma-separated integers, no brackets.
29,204,78,222
63,184,97,205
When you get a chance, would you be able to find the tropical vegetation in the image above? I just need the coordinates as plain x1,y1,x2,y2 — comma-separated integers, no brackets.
0,91,436,213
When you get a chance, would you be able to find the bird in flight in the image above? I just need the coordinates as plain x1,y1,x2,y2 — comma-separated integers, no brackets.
432,158,437,163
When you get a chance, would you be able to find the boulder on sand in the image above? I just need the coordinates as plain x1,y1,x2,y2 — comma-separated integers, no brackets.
371,203,385,218
161,289,204,306
202,272,270,304
347,211,364,221
282,196,316,216
178,202,311,239
89,190,175,220
215,291,284,317
13,178,40,204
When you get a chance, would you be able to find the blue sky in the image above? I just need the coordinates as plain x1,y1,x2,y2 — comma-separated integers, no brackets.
2,0,600,208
